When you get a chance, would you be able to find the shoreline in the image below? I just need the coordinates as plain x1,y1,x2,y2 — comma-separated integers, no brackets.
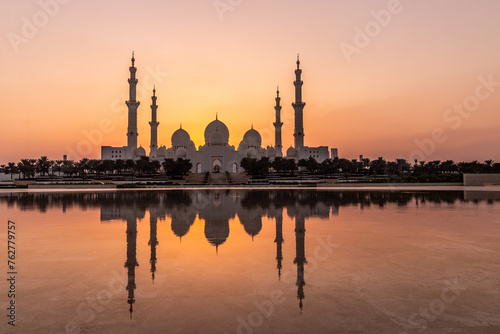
0,184,500,193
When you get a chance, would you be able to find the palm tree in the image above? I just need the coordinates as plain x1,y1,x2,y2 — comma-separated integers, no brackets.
19,159,37,179
101,160,116,175
54,160,63,176
62,160,75,177
125,159,136,174
396,158,411,174
4,162,19,180
77,158,90,175
370,157,387,175
36,156,51,176
115,159,126,174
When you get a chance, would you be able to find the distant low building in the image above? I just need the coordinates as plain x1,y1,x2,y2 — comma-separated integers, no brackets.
331,148,338,159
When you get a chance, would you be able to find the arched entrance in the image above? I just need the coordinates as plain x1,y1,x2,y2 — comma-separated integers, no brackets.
196,163,202,174
212,158,222,173
232,163,238,173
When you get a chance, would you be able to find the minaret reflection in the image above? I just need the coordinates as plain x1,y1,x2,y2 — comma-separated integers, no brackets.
294,214,307,312
124,216,139,318
149,210,159,282
274,212,284,280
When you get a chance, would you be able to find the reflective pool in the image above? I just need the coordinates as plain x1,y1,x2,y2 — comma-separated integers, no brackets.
1,189,499,334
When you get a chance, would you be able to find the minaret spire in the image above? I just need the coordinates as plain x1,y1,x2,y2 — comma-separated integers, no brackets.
149,86,159,158
126,52,140,158
292,55,305,150
274,86,283,157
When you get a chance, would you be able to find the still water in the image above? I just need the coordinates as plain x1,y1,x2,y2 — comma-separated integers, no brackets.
1,189,499,334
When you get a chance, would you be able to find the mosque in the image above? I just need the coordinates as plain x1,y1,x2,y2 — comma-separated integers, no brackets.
101,53,331,173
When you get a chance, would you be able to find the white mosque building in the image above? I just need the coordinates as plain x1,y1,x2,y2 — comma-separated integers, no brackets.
101,54,330,173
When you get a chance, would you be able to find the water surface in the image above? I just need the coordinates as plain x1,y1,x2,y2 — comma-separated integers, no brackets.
1,189,499,334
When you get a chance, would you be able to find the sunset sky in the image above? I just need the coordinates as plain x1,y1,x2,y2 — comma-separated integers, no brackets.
1,0,500,164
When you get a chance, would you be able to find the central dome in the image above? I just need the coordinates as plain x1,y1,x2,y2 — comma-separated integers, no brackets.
209,129,225,146
204,118,229,145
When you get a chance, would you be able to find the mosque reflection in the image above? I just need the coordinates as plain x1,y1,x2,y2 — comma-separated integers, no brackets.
1,189,500,317
114,190,313,316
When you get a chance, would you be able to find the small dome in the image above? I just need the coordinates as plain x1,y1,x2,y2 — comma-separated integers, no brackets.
210,129,225,146
172,127,190,148
204,118,229,145
243,128,262,147
157,146,167,157
171,211,195,238
204,218,229,250
238,140,248,150
247,147,258,158
188,140,195,147
286,146,297,157
176,147,187,158
267,147,276,157
238,212,262,238
137,146,146,157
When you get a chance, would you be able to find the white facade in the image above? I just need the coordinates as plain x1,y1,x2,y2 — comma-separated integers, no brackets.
101,54,333,172
163,119,270,173
101,146,146,161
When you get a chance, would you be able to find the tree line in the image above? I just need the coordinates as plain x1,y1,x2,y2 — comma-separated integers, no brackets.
241,156,500,178
0,156,192,179
2,155,500,180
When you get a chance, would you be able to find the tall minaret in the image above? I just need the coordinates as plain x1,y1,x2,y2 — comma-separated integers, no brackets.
292,55,305,150
126,52,140,154
149,86,159,158
273,87,283,157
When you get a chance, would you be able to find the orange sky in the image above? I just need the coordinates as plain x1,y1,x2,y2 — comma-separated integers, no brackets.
1,0,500,164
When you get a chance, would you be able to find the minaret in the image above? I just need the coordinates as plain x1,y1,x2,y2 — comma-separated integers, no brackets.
148,211,158,282
273,87,283,157
292,55,305,150
294,214,307,312
126,52,140,155
274,212,284,280
124,216,139,318
149,86,159,158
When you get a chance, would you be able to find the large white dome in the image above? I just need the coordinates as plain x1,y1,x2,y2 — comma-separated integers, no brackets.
204,118,229,145
172,127,190,148
209,129,225,146
243,128,262,147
